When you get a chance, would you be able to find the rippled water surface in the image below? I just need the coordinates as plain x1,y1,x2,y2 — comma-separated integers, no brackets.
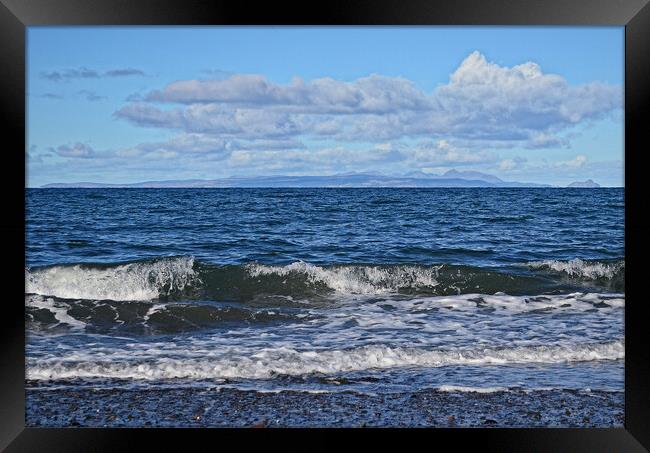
26,188,624,397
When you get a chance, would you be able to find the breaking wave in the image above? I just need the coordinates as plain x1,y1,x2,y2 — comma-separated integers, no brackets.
246,261,441,295
25,256,199,301
526,259,624,280
25,256,624,304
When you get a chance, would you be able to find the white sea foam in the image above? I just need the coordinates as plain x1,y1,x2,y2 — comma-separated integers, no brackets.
435,385,509,393
317,292,624,338
25,256,198,301
526,259,623,279
399,292,625,313
26,341,624,381
26,295,86,329
246,261,440,294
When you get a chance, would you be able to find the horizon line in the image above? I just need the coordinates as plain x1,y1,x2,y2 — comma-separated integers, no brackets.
31,172,615,189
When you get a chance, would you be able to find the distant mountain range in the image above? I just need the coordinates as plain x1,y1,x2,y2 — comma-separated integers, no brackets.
40,170,601,188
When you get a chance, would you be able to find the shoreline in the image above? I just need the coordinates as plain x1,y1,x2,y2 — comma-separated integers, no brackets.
26,386,624,428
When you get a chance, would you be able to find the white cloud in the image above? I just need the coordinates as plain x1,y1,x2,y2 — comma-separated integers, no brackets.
498,156,528,171
525,133,570,149
556,154,588,168
116,51,621,150
432,51,620,140
55,134,308,164
144,74,431,114
144,150,178,160
51,143,96,158
410,140,497,166
226,143,403,172
223,140,495,174
115,103,305,138
36,51,622,184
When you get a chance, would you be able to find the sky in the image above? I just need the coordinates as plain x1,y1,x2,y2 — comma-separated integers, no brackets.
27,26,624,187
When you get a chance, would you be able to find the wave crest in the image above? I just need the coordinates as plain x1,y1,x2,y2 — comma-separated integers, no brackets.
24,257,625,303
526,259,624,280
26,256,199,301
246,261,440,295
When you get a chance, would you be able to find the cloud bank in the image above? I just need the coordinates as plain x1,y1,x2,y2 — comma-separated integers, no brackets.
115,51,621,150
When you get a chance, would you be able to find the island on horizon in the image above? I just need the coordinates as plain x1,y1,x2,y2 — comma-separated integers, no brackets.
39,169,605,189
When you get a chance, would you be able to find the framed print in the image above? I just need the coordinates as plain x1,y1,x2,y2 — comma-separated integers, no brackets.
1,0,649,451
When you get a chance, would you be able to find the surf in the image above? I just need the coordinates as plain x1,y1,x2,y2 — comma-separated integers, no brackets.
24,256,625,303
26,340,624,381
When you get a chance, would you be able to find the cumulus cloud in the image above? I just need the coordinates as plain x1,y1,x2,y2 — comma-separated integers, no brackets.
115,103,308,138
41,67,145,82
144,74,431,114
115,51,621,150
121,133,249,160
37,51,622,184
433,52,620,138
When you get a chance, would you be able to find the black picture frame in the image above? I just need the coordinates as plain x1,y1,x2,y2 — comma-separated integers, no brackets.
2,0,648,451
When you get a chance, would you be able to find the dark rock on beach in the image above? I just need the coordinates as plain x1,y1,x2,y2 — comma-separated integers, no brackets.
25,386,623,428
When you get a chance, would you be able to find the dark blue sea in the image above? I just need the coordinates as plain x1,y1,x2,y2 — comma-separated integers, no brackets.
25,188,625,426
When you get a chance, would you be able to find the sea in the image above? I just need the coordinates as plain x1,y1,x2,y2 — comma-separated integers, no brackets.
25,188,625,426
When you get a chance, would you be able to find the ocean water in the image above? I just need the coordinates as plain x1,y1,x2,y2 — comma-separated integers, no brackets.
25,189,624,407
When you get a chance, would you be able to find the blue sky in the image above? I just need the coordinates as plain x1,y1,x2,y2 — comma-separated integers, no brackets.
27,27,624,187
